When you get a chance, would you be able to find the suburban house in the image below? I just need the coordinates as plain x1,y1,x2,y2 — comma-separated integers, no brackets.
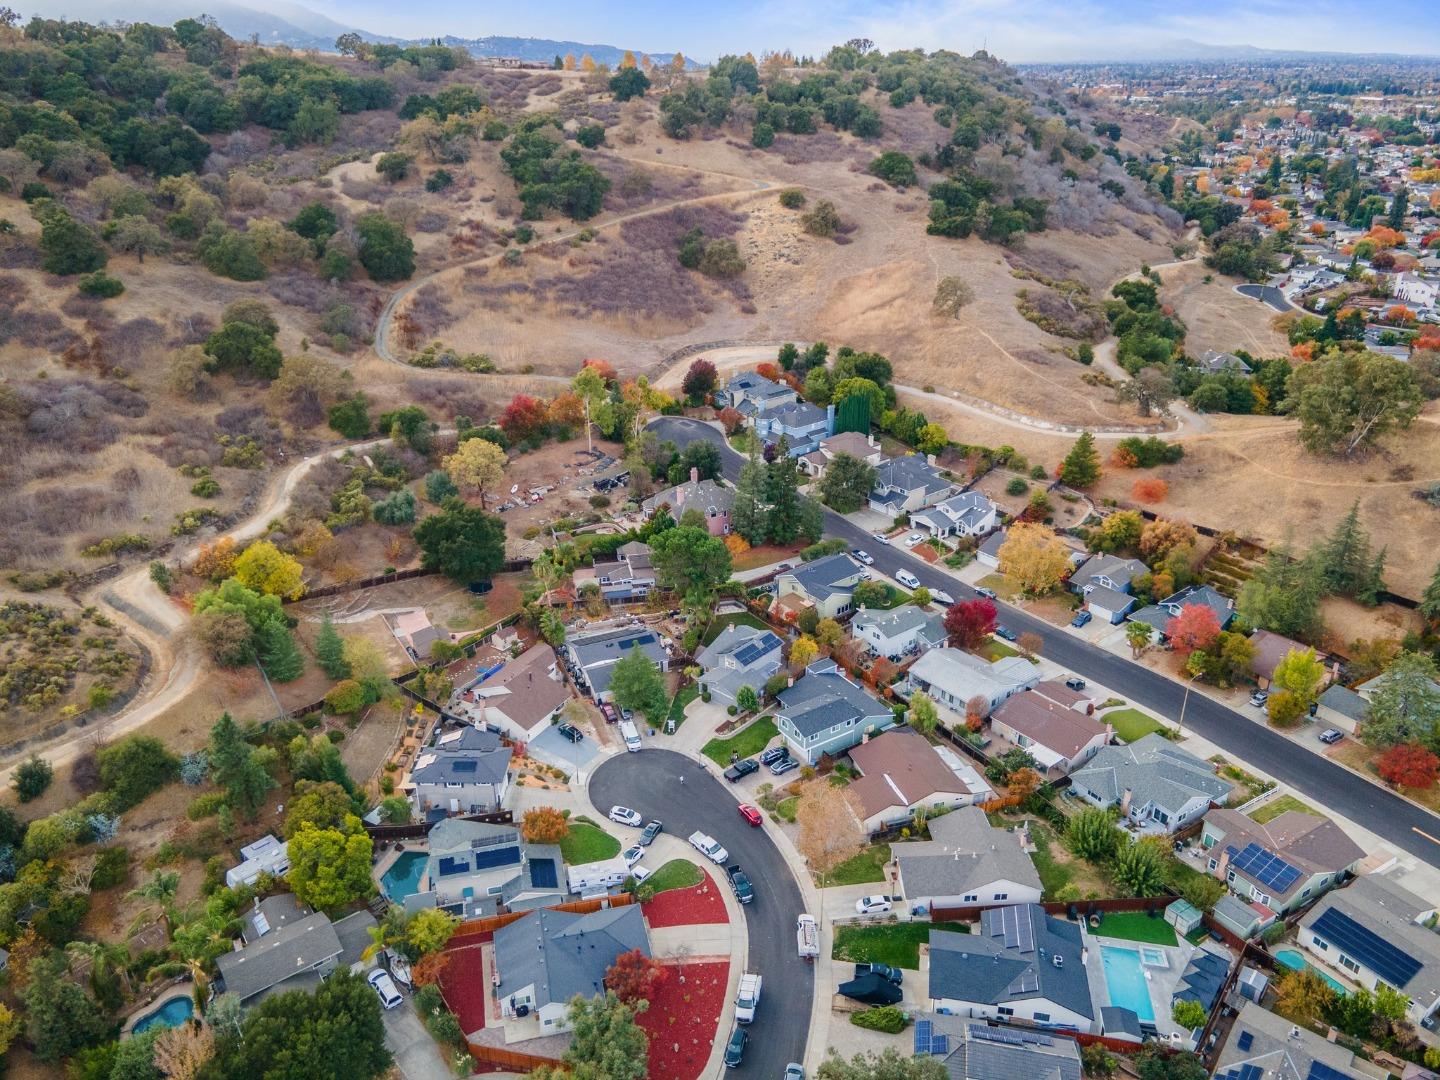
393,610,443,661
774,553,867,620
409,817,565,918
774,659,893,765
225,834,290,889
905,648,1040,717
451,642,570,740
753,400,833,456
1069,553,1147,625
566,624,670,703
1069,734,1235,834
910,492,998,540
1355,665,1440,715
1249,630,1323,691
573,540,657,601
1127,585,1237,643
1199,350,1253,375
494,905,650,1034
641,471,734,535
215,899,377,1005
1214,1002,1366,1080
720,371,797,414
989,687,1111,777
894,805,1041,912
407,726,513,818
868,454,955,516
1315,683,1368,734
928,905,1095,1032
798,431,883,480
976,529,1007,569
1201,808,1364,916
851,604,946,661
849,727,994,834
913,1017,1082,1080
1298,874,1440,1028
695,623,785,706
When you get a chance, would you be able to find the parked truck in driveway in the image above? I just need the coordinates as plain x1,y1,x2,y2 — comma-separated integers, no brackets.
726,864,754,904
734,972,762,1023
796,913,818,959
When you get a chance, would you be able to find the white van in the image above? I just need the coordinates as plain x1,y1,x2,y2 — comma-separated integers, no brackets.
619,719,642,752
896,569,921,590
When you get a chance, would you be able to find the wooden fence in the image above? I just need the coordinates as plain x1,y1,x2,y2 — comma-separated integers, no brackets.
930,894,1179,924
364,810,513,841
451,892,636,939
465,1041,561,1073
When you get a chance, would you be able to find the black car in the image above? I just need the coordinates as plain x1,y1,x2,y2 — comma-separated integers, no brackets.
855,962,903,985
724,758,760,782
759,745,789,767
723,1028,747,1068
557,723,583,743
995,626,1018,642
639,820,663,846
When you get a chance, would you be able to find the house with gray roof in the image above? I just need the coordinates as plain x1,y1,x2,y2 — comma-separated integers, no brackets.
720,371,797,414
1315,683,1367,733
1200,350,1253,375
1202,808,1364,917
914,1017,1083,1080
1214,1001,1366,1080
911,491,998,540
1070,554,1147,625
575,540,657,600
566,624,670,703
894,805,1042,913
976,529,1007,569
1069,734,1234,835
775,553,867,620
799,431,883,479
928,905,1096,1032
641,472,734,536
1298,874,1440,1028
868,454,955,516
410,818,564,918
905,648,1039,717
1127,584,1236,643
774,659,892,764
408,725,512,818
695,623,784,706
754,400,833,456
494,904,650,1033
215,907,375,1005
852,604,946,661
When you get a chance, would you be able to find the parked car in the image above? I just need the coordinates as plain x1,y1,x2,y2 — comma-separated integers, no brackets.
769,756,799,777
599,703,618,724
727,864,755,904
1064,677,1086,691
1070,610,1092,628
855,895,896,915
759,745,789,767
855,962,903,985
639,820,663,846
931,588,955,605
975,586,997,599
368,969,403,1010
608,806,643,827
785,1065,805,1080
896,569,921,590
872,533,891,545
557,723,583,743
853,549,875,565
904,533,924,547
994,626,1018,641
737,804,763,827
776,563,792,572
723,1028,747,1069
724,758,760,782
1249,690,1269,707
689,831,729,864
1319,728,1344,745
621,846,644,868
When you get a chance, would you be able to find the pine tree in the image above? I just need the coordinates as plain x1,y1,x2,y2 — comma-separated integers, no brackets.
210,712,277,817
1318,501,1372,597
1357,546,1387,607
258,620,305,682
1421,558,1440,622
730,440,769,545
1058,432,1101,488
315,614,351,680
764,438,801,543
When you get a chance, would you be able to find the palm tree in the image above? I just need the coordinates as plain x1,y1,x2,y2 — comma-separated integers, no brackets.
127,870,181,925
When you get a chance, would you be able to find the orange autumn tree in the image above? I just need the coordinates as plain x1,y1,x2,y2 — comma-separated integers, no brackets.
1165,603,1221,657
521,806,570,845
605,948,667,1004
1365,224,1405,249
1132,478,1169,503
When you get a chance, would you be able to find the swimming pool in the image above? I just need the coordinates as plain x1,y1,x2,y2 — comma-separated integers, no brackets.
132,995,194,1035
1139,946,1168,967
1274,949,1347,995
1101,946,1156,1022
381,850,428,900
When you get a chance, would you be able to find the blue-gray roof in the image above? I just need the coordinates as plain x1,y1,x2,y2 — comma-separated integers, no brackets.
696,623,783,673
764,401,827,429
1173,949,1231,1014
412,729,512,787
1317,684,1367,722
784,553,863,602
569,626,668,694
494,904,649,1012
852,605,945,642
776,663,889,737
873,455,950,497
920,1019,1083,1080
929,906,1093,1020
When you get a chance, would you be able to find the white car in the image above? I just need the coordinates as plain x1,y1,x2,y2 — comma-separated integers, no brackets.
688,830,729,864
871,533,891,546
621,845,644,867
608,805,643,827
904,533,925,547
368,968,404,1010
855,895,895,915
852,549,875,565
930,588,955,605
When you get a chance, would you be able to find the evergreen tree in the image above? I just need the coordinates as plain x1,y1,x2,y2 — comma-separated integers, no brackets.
1389,185,1408,231
1421,558,1440,622
1058,432,1101,488
315,614,351,679
210,712,278,817
730,439,768,545
258,620,305,682
1236,541,1325,639
1357,546,1387,607
1317,501,1372,596
764,438,801,543
22,953,109,1063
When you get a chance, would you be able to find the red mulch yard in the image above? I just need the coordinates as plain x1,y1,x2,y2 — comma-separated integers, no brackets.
637,961,730,1080
641,881,728,928
439,935,492,1035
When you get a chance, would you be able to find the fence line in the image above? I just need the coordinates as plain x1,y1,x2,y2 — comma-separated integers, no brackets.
364,809,513,841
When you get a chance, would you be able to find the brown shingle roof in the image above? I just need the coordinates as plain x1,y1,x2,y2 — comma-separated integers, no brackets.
481,644,570,733
1207,808,1365,899
849,727,983,818
1249,630,1307,682
992,693,1108,761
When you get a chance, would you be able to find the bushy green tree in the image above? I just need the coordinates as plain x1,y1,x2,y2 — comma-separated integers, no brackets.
529,992,649,1080
38,208,107,275
1111,837,1167,896
413,500,506,585
328,393,370,438
257,619,305,682
13,754,53,803
1362,652,1440,749
610,650,668,725
354,211,415,282
1065,806,1120,861
287,817,373,910
818,453,878,513
97,735,179,810
1058,431,1101,488
22,953,109,1063
609,67,650,101
209,712,277,817
316,614,351,679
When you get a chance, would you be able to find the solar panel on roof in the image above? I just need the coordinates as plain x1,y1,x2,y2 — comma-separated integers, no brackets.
973,1028,1023,1045
471,844,520,871
1236,1031,1254,1052
1311,907,1422,988
930,1034,949,1054
451,760,478,773
1230,842,1302,894
1307,1062,1356,1080
914,1019,933,1054
529,857,558,889
1238,1065,1263,1080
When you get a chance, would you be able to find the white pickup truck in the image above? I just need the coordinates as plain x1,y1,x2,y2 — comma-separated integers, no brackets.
735,972,762,1023
796,913,819,960
688,831,729,864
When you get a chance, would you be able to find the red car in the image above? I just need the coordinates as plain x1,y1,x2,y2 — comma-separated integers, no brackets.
737,804,763,827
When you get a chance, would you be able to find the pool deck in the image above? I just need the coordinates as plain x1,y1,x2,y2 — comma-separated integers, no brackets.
1083,926,1228,1042
373,842,429,897
121,980,195,1037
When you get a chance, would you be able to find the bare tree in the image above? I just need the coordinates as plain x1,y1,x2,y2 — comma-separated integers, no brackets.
795,780,865,889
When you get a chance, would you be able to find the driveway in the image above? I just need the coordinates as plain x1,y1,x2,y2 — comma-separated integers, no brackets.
590,747,813,1080
1235,283,1294,312
647,417,1440,872
526,724,603,776
382,998,454,1080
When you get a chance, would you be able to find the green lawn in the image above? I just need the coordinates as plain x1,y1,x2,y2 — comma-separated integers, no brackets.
869,584,912,609
664,684,699,731
1091,911,1178,946
775,796,799,823
701,611,770,647
826,843,891,886
702,716,779,766
1027,821,1074,899
1248,794,1317,824
979,638,1021,661
634,859,702,899
1106,708,1166,743
833,921,970,969
559,822,621,865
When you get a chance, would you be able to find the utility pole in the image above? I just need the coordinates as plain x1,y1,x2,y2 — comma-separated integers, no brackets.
1177,670,1201,737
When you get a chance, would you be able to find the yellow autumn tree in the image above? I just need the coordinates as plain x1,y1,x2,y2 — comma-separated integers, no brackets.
997,522,1070,597
563,53,576,71
443,438,507,509
620,50,636,69
233,540,306,600
580,54,597,72
789,635,820,668
670,52,686,72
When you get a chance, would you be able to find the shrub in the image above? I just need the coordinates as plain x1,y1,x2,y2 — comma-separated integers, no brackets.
575,124,605,149
851,1006,907,1033
376,151,412,182
77,271,124,298
778,189,806,209
425,169,453,192
869,151,917,188
801,199,841,238
1005,477,1028,496
97,735,180,810
1132,478,1169,504
14,755,53,802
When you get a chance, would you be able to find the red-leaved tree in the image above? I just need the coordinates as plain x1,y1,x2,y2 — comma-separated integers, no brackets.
581,358,617,384
945,598,997,650
1164,603,1221,657
1132,478,1169,504
500,394,548,442
716,407,744,434
756,362,781,381
682,358,718,401
605,948,666,1005
1377,743,1440,789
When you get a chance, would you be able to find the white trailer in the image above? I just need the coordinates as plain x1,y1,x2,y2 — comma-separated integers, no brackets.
796,913,819,960
566,856,630,895
735,972,762,1023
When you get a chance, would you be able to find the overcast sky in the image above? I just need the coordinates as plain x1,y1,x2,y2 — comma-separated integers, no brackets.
305,0,1440,62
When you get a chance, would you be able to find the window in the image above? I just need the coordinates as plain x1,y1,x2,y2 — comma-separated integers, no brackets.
994,893,1008,901
1034,1012,1051,1022
1226,870,1236,884
1256,893,1271,907
998,1007,1014,1017
1208,858,1218,871
1311,936,1328,952
963,894,978,903
1339,954,1360,974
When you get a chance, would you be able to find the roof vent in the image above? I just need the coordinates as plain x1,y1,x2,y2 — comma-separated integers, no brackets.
1052,955,1064,968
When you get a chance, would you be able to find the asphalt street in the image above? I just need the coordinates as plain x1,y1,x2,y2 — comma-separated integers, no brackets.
590,748,811,1080
1234,283,1294,312
649,416,1440,870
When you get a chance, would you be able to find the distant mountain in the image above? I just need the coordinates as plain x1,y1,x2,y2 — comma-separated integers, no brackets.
1027,37,1440,64
435,35,693,70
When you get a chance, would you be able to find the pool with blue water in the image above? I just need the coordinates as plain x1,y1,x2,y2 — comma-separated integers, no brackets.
132,995,194,1035
381,850,428,901
1101,946,1156,1022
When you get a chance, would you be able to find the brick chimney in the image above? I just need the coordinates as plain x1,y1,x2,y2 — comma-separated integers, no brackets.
1214,845,1232,881
1120,787,1133,816
690,466,699,484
